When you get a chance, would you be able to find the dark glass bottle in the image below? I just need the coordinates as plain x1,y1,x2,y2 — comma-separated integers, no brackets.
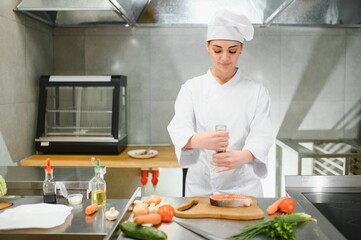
43,158,57,204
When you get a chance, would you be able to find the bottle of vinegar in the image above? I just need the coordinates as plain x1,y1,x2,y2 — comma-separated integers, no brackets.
89,158,106,206
43,158,57,204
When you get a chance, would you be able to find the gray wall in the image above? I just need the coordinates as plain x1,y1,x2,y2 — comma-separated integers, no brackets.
53,26,361,145
0,1,360,166
0,0,53,164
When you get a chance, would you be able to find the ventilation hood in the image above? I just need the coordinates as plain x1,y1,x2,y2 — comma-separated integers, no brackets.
138,0,361,27
16,0,361,27
15,0,151,27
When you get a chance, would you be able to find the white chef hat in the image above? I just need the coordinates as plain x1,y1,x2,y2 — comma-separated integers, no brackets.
207,9,254,43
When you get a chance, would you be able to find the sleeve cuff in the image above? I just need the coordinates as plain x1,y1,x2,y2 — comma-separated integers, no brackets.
175,147,200,167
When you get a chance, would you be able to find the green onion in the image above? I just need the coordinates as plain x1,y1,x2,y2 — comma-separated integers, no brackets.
228,212,316,240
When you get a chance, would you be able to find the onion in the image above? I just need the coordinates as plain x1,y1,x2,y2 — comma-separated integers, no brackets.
144,194,161,206
132,203,149,217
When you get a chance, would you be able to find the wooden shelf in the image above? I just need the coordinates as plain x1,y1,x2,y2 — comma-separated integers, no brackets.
21,145,180,169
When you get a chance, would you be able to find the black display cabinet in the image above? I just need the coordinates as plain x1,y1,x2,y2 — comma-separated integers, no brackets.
35,75,127,154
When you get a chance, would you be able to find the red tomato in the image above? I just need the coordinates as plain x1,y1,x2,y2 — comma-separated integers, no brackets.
279,197,296,213
157,204,175,223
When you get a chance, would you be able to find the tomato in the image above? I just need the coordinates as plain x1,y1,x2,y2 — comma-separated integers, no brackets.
157,204,175,223
279,197,296,213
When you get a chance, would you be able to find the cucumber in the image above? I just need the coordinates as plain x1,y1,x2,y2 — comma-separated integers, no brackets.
120,221,167,240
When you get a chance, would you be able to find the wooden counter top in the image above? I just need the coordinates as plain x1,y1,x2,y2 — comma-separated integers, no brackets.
21,145,180,168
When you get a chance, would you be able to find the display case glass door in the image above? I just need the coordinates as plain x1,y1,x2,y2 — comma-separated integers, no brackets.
45,86,114,138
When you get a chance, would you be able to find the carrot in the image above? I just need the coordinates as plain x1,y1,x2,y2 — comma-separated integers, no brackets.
267,196,289,215
85,203,99,216
133,213,162,225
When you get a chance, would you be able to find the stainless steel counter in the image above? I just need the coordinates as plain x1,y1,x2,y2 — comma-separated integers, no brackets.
116,198,330,240
1,188,344,240
0,196,128,240
286,175,361,240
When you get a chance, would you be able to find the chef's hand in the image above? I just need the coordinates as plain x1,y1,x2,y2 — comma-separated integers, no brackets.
186,131,229,151
211,150,255,173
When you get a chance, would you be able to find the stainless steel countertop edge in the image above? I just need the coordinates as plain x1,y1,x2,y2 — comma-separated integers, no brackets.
287,191,346,240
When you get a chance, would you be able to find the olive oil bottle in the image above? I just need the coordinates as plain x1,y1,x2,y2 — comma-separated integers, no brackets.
89,158,106,206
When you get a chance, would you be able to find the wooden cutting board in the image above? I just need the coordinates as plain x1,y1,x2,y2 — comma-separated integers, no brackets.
174,196,264,220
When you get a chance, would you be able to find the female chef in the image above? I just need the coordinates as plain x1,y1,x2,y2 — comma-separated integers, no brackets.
167,9,274,197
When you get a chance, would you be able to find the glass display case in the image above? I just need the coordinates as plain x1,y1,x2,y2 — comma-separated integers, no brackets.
35,75,127,154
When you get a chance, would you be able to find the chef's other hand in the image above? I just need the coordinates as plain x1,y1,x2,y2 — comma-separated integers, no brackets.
211,150,255,173
188,131,229,151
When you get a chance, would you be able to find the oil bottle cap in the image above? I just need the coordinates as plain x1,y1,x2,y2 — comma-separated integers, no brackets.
45,158,53,174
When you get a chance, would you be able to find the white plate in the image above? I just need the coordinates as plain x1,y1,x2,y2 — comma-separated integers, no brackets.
0,203,73,230
128,149,158,159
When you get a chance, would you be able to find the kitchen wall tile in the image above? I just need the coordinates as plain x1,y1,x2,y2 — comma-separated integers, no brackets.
343,101,361,139
345,36,361,102
0,131,15,166
86,26,150,36
52,25,360,145
150,27,206,36
346,28,361,36
127,100,151,144
154,168,182,197
149,31,209,101
150,101,174,144
23,16,53,34
0,2,52,163
85,35,150,100
0,105,13,164
0,18,26,105
280,26,346,36
344,34,361,139
53,36,85,74
298,100,345,133
240,35,281,102
280,33,345,102
0,103,36,162
270,101,281,136
254,26,281,36
25,27,53,103
0,0,24,23
277,100,344,139
22,102,37,159
53,27,86,36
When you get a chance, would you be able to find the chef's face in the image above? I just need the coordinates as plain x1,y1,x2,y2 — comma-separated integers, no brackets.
206,40,243,73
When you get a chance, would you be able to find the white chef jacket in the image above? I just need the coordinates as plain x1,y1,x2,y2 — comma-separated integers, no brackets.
167,69,274,197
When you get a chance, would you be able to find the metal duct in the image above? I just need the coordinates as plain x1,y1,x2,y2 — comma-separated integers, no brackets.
138,0,361,27
15,0,151,27
15,0,361,27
